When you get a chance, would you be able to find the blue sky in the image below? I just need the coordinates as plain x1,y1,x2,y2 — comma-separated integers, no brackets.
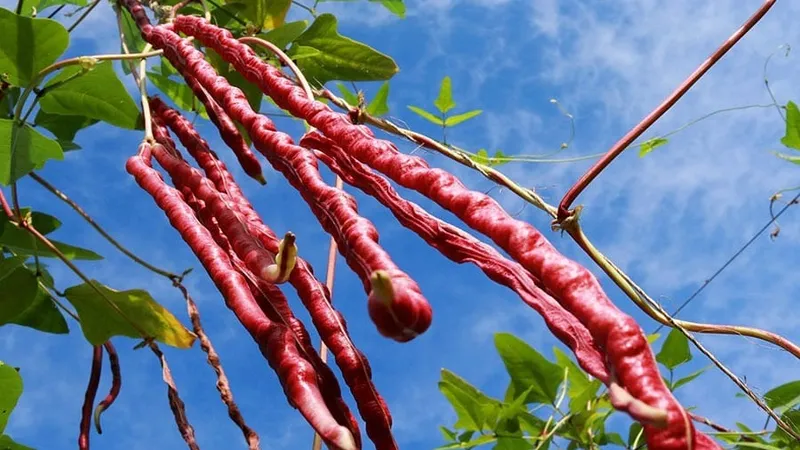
2,0,800,449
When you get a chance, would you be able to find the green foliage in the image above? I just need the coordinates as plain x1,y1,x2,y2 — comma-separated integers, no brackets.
408,76,482,133
288,14,399,86
0,7,69,87
317,0,406,18
63,281,196,348
0,118,63,185
0,360,32,448
147,72,209,120
259,20,309,49
776,101,800,164
38,61,142,130
655,328,692,370
336,82,391,116
438,331,800,449
0,209,102,259
638,137,668,157
469,149,509,168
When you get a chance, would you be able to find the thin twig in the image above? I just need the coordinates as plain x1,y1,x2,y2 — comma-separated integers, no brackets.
174,281,260,449
29,172,181,280
67,0,101,33
149,342,201,450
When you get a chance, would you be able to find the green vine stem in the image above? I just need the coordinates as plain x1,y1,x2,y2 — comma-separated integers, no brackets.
28,172,182,280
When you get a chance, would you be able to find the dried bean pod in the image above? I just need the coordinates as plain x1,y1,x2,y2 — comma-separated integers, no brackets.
126,141,356,450
172,15,717,450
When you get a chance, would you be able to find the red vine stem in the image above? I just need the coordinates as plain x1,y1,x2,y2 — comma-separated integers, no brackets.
556,0,777,222
79,345,103,450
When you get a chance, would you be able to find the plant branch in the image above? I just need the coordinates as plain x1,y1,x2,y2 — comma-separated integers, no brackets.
67,0,100,33
29,172,181,280
148,342,201,450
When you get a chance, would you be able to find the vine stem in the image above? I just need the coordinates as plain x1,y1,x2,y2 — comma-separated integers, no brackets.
0,189,153,340
175,281,260,449
28,172,181,280
148,342,201,450
557,0,777,222
66,0,100,33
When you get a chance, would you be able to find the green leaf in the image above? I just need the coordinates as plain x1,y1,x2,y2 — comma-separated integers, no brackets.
118,6,146,74
781,101,800,150
7,282,69,334
39,61,142,130
33,110,97,142
0,212,102,260
0,87,20,119
366,82,390,116
63,281,195,348
647,333,661,344
0,7,69,86
0,118,63,185
147,72,209,119
37,0,89,11
157,57,179,78
494,436,528,450
775,152,800,165
290,14,399,86
0,434,34,450
771,408,800,446
655,328,692,370
671,367,708,392
335,83,360,107
374,0,405,17
494,333,562,404
0,264,41,327
628,422,644,448
438,369,498,431
407,106,444,126
553,347,601,412
445,110,482,127
259,20,308,49
0,361,23,433
764,380,800,413
605,432,626,446
439,426,457,443
470,149,509,168
638,137,669,157
56,139,80,152
434,76,456,114
288,46,323,61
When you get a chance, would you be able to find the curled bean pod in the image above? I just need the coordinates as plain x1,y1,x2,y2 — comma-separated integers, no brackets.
172,15,717,450
146,97,394,449
301,131,609,382
93,341,122,434
128,13,431,344
79,345,103,450
149,142,361,447
126,141,356,450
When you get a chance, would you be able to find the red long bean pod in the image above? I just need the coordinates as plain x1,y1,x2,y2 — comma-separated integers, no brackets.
126,142,356,450
301,131,608,381
120,8,431,344
93,341,121,434
150,143,361,447
172,16,718,450
79,345,103,450
173,76,266,185
152,102,396,449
